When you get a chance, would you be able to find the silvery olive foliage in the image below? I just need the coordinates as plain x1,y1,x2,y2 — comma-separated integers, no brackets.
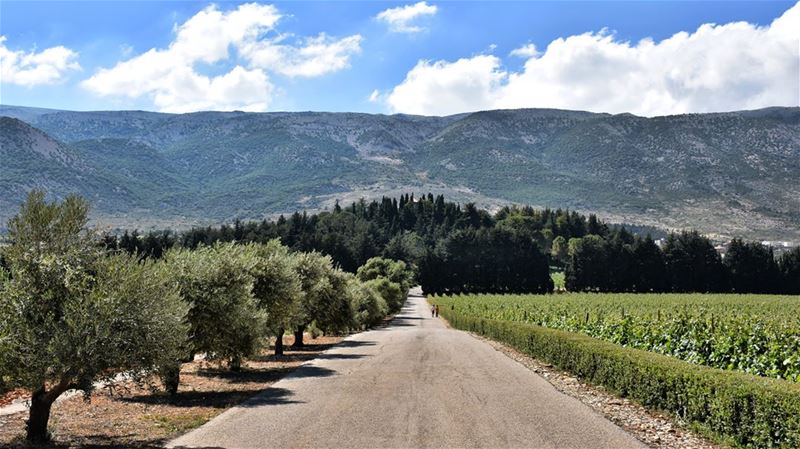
349,279,388,329
166,242,265,367
291,251,354,335
0,191,188,441
245,240,303,339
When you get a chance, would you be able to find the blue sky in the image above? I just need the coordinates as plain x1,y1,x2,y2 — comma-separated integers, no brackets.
1,1,797,116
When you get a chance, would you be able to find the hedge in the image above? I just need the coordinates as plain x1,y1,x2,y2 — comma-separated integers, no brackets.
442,310,800,448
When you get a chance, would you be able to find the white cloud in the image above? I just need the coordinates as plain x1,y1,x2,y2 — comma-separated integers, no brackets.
368,89,381,102
387,55,505,116
376,2,438,33
509,43,539,58
82,3,361,112
150,65,272,114
385,2,800,116
0,36,80,86
242,33,362,77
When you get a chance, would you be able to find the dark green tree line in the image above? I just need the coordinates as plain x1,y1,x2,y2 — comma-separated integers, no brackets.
103,193,799,295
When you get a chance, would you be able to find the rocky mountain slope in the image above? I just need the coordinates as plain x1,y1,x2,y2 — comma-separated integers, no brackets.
1,105,798,240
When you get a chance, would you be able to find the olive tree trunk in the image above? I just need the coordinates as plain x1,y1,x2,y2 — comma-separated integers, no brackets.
26,378,71,443
292,326,304,348
230,354,242,372
274,329,284,356
160,362,181,396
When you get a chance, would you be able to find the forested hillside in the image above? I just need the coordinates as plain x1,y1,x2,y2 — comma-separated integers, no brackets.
101,194,800,295
2,105,798,241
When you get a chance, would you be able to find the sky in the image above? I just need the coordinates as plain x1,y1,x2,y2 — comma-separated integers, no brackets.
0,1,798,116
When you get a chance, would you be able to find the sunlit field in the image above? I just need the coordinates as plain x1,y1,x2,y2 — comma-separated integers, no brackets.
432,293,800,381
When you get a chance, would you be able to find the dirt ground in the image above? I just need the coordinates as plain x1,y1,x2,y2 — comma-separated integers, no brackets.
0,334,342,448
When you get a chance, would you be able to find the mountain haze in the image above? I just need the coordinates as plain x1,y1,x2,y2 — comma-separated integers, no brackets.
1,105,798,241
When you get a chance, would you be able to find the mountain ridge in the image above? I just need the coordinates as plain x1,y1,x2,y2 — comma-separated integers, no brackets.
1,105,798,241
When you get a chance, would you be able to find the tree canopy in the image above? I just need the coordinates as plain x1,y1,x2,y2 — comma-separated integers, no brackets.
0,191,187,442
108,193,799,295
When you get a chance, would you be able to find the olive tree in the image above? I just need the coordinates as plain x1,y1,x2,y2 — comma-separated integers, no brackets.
0,256,10,393
0,262,8,283
364,277,404,314
287,252,354,350
285,251,330,351
349,278,388,329
166,242,265,371
356,257,414,313
0,191,188,442
321,268,359,334
245,241,303,356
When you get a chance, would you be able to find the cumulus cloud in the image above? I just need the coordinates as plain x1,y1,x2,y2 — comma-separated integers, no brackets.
82,3,361,112
241,33,362,77
509,43,539,58
385,2,800,116
376,2,438,33
386,55,504,115
0,36,80,86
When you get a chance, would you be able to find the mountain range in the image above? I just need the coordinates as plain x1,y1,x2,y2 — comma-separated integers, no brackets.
1,105,798,241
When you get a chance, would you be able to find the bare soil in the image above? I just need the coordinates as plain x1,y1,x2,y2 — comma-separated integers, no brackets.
0,389,28,407
0,334,342,448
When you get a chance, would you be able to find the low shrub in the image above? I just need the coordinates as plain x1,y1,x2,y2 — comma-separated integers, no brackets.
442,310,800,448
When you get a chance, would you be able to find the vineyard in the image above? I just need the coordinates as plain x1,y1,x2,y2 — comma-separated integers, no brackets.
430,293,800,381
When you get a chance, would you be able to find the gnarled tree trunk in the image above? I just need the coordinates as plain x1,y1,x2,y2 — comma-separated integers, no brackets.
274,329,284,356
160,362,181,396
230,354,242,372
292,326,304,348
26,377,71,442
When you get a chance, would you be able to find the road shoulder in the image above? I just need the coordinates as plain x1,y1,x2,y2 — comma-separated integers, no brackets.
471,333,725,449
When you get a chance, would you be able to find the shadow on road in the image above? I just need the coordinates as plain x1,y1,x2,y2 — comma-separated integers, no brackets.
241,387,304,407
377,321,416,328
170,447,227,449
315,353,368,360
335,340,377,348
286,365,336,379
374,314,426,330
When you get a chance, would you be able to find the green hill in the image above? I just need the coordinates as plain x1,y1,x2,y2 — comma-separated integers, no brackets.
1,105,798,240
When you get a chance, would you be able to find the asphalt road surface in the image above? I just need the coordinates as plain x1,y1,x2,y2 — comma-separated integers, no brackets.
168,290,646,449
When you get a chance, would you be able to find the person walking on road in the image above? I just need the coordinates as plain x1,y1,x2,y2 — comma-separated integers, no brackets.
431,305,435,317
434,305,440,317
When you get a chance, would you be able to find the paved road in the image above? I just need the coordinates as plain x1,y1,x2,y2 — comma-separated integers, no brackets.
168,291,646,449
